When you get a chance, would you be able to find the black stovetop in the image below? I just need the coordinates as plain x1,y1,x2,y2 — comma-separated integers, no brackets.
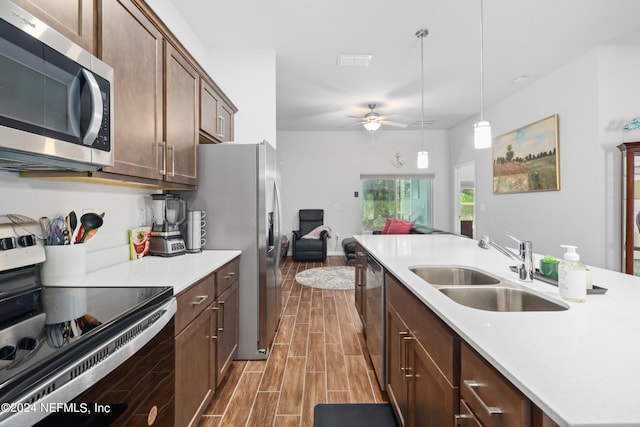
0,265,172,401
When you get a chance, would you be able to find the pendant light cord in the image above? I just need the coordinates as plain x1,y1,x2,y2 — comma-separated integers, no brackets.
416,29,428,150
420,32,425,148
479,0,485,121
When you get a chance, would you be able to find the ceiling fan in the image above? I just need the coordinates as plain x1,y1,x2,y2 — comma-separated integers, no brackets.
347,104,407,131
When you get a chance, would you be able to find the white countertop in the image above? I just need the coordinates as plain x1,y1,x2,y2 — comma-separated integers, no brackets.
354,233,640,427
48,250,241,295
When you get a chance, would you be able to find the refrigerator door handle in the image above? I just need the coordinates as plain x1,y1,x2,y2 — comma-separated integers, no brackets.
273,183,282,264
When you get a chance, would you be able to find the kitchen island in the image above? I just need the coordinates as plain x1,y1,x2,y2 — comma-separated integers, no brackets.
355,233,640,427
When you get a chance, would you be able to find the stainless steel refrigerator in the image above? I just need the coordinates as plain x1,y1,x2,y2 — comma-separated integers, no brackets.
186,141,282,360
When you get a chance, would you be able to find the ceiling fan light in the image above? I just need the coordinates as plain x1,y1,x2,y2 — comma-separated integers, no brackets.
473,120,492,149
417,151,429,169
363,121,381,132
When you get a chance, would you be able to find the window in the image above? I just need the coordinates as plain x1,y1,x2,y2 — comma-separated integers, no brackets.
460,186,474,222
361,175,433,233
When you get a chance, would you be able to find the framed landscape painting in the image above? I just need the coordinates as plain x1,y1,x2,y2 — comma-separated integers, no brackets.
492,115,560,194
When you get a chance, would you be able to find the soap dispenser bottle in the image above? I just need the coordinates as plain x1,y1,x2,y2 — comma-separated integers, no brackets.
558,245,587,303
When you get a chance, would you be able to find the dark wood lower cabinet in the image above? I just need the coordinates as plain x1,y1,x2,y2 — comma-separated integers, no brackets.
460,342,531,427
386,273,459,427
216,280,238,387
386,306,409,426
408,336,457,427
386,300,457,427
382,264,559,427
175,307,215,427
174,257,240,427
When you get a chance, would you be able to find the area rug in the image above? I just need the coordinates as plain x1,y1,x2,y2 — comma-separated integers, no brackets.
295,266,354,290
314,403,398,427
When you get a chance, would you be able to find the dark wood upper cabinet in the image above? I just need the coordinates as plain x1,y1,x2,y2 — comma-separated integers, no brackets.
18,0,236,189
200,79,236,143
13,0,95,52
165,42,199,186
99,0,164,181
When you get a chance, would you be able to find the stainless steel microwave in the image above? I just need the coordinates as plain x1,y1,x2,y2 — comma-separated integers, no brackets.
0,0,113,172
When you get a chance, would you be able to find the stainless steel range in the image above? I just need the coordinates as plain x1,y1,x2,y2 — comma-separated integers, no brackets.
0,216,177,426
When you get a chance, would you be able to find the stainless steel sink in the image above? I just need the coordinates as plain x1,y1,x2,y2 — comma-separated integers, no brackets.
439,287,568,312
409,265,568,312
410,266,501,286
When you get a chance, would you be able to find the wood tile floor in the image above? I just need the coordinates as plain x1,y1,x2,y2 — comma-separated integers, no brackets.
199,256,387,427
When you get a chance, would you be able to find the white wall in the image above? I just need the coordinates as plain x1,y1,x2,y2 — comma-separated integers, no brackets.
277,129,450,254
450,45,640,269
147,1,277,149
146,0,207,67
204,49,277,147
0,171,153,267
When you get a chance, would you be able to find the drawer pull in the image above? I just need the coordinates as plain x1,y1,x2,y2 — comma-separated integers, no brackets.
454,413,474,427
224,272,236,280
191,295,209,306
463,380,503,416
454,414,473,419
403,336,413,379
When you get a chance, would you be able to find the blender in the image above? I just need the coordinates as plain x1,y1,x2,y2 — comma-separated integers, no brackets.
149,194,187,256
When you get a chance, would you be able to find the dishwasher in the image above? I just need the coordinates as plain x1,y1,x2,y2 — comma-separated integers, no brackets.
365,254,385,390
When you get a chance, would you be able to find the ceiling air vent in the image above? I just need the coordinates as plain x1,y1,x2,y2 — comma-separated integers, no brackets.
336,54,373,67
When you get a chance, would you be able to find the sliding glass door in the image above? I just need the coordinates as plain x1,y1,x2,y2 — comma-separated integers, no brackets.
361,175,433,233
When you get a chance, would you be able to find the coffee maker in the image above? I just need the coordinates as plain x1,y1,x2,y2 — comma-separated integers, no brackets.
149,194,186,256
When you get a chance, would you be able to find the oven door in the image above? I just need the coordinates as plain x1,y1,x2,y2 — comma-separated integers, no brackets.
0,0,112,169
0,298,176,427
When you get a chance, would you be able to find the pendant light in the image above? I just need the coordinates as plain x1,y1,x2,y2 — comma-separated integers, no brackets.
473,0,492,149
416,29,429,169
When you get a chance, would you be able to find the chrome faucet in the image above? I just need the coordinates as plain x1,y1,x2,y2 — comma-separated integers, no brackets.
478,232,533,282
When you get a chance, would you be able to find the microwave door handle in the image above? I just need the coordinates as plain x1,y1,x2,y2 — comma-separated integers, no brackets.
81,69,104,146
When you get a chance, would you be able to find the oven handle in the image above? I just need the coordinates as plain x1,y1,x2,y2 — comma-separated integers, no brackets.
81,69,104,146
0,297,177,427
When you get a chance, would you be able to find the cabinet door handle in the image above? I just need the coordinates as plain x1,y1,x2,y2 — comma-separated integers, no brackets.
398,331,409,374
217,115,224,138
191,295,208,305
207,306,219,339
403,336,413,379
158,141,166,175
168,145,175,177
463,380,503,416
218,300,225,332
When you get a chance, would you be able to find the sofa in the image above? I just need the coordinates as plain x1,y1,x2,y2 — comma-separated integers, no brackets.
341,225,450,264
